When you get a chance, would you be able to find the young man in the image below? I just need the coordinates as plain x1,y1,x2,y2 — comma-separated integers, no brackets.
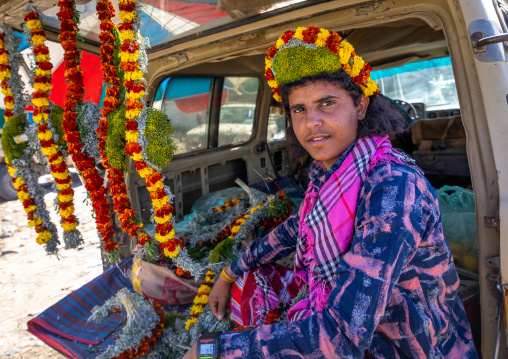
185,26,478,358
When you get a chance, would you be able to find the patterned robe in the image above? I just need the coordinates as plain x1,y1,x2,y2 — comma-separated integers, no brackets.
223,141,478,358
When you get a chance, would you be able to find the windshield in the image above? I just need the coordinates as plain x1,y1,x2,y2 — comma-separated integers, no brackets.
18,0,310,48
371,57,460,111
37,0,229,46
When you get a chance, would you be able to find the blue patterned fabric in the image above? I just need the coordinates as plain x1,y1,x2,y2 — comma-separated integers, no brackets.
27,258,134,359
224,155,478,358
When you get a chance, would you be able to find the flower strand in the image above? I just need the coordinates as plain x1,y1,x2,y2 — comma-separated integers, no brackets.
96,0,150,256
0,27,59,253
57,0,118,256
119,0,179,258
24,7,83,248
185,269,215,330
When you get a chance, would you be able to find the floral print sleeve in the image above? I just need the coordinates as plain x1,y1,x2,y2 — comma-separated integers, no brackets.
219,162,477,358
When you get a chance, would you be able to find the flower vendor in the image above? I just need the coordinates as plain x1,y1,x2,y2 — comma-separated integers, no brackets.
183,26,478,358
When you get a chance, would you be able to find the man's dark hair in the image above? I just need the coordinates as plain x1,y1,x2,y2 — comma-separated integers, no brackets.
280,70,410,138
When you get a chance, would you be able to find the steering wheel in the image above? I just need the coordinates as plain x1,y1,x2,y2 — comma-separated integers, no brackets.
393,99,418,121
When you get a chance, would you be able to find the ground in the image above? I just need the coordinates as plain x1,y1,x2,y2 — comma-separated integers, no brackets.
0,173,104,358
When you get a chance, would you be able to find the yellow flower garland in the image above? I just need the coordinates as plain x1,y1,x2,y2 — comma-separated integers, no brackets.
185,269,215,330
25,9,82,246
119,0,179,258
0,30,56,247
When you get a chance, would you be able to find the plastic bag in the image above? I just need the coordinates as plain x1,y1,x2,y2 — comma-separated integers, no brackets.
191,187,248,213
435,185,478,272
129,256,201,306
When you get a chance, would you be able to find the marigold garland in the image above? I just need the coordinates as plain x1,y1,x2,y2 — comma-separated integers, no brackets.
24,7,83,248
96,0,150,255
0,38,14,122
57,0,118,257
265,25,379,101
0,28,59,252
213,199,240,213
119,0,179,258
185,269,215,330
8,164,54,245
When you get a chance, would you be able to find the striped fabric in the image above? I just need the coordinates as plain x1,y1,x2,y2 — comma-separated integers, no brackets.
231,264,300,327
27,258,134,359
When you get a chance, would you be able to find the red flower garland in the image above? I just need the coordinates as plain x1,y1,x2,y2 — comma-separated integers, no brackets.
119,0,179,258
57,0,117,254
96,0,145,242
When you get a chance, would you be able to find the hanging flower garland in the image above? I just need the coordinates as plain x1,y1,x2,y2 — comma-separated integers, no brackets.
119,0,179,258
57,0,118,258
185,269,215,330
24,6,83,248
96,0,149,253
0,27,59,253
0,39,14,122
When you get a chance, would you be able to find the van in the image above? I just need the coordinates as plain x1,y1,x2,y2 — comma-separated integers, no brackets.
133,1,507,356
1,0,507,356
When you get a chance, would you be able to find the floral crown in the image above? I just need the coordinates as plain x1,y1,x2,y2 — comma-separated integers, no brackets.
265,25,380,102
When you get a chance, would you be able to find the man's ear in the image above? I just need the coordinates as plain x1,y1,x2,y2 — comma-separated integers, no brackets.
357,95,370,120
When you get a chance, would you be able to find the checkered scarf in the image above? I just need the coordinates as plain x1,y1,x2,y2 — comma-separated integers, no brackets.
292,135,396,313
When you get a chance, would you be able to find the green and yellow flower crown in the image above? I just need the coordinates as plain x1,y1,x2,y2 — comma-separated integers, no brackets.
265,25,379,102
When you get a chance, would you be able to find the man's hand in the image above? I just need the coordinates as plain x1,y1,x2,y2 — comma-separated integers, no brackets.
182,342,197,359
208,276,234,320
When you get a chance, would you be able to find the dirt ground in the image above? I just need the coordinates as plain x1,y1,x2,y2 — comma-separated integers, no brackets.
0,173,104,358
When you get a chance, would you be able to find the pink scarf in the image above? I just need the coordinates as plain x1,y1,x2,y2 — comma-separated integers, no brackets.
288,135,401,321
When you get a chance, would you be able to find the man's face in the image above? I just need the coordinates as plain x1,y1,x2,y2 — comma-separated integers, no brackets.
288,81,369,170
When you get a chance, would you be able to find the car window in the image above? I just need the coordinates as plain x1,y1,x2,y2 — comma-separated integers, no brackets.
217,77,259,146
154,76,259,153
267,100,286,142
371,57,459,112
154,77,212,154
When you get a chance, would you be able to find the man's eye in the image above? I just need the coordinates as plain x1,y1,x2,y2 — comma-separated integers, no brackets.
322,100,334,107
293,107,304,114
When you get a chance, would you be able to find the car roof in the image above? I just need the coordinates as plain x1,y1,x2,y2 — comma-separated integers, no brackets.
0,1,449,73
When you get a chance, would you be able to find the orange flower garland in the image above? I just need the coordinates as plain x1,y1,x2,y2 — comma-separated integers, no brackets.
57,0,118,256
0,34,14,122
119,0,179,258
112,302,165,359
0,29,57,249
185,269,215,330
24,9,83,247
230,200,267,236
213,199,240,213
96,0,146,244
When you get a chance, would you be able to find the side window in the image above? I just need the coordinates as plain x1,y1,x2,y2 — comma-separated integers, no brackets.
154,77,212,154
154,76,259,153
267,99,286,142
218,77,259,146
